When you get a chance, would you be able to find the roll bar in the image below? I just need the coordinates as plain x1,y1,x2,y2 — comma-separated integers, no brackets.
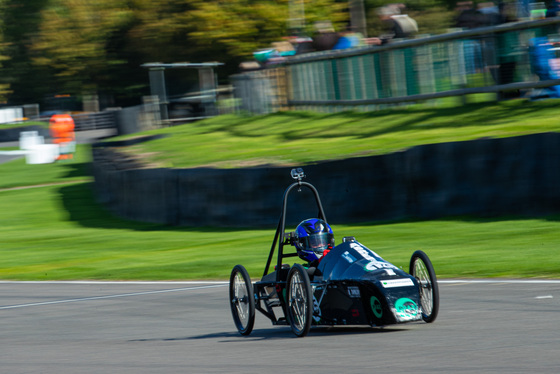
262,168,328,281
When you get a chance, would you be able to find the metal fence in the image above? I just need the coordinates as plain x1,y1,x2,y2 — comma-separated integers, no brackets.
72,110,118,131
231,17,560,114
30,110,118,131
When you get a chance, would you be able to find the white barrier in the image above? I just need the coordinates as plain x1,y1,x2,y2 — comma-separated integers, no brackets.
19,131,43,150
15,131,59,164
0,107,23,124
25,144,59,164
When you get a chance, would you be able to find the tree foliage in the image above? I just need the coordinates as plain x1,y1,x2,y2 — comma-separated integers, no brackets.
189,0,348,57
0,0,12,101
31,0,135,95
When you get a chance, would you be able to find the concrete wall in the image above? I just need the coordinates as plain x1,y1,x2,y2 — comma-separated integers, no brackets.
92,132,560,227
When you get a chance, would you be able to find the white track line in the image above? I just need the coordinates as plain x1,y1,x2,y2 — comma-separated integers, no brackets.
0,281,228,285
0,283,227,310
1,280,559,285
0,150,28,155
438,280,560,284
3,279,559,284
1,280,557,310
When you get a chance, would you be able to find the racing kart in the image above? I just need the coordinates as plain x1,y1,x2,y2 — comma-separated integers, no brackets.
229,168,439,337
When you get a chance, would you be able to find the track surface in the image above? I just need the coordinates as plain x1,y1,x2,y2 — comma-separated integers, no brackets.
1,280,558,373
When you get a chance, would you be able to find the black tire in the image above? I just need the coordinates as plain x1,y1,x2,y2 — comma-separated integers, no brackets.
409,250,439,323
286,264,313,337
229,264,255,335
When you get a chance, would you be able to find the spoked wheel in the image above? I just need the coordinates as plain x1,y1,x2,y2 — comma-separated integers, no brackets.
229,264,255,335
409,250,439,323
286,264,313,337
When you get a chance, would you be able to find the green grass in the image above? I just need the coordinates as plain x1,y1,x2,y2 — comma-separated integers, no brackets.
0,144,92,189
1,101,560,280
0,183,270,280
112,99,560,168
0,121,47,130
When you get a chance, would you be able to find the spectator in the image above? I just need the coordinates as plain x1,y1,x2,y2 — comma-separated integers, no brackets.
332,25,364,50
454,1,479,29
477,2,502,26
366,4,418,45
311,21,340,51
546,0,560,17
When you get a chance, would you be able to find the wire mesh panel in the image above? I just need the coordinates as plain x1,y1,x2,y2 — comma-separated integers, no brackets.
232,68,289,114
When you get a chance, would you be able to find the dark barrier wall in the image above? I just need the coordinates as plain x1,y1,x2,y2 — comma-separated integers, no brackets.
92,133,560,227
0,125,49,142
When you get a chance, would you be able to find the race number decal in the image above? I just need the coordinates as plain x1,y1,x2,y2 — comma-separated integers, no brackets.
349,243,398,272
394,298,418,321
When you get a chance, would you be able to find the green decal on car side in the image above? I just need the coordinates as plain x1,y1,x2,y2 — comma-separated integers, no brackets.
370,296,383,318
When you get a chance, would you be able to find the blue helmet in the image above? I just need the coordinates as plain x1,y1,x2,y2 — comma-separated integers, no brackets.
294,218,334,262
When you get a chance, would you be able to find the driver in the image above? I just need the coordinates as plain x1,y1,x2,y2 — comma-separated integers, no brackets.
293,218,334,266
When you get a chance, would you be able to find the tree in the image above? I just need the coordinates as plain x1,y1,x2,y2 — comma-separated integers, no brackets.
29,0,216,106
0,0,14,102
31,0,135,98
188,0,348,59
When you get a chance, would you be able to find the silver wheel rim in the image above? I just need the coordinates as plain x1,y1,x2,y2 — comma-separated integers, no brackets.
232,272,250,328
289,271,307,332
414,259,433,316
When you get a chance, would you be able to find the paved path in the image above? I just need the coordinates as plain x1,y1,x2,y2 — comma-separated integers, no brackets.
0,280,558,373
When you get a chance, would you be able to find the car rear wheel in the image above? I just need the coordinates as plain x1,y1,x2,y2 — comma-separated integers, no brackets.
286,264,313,337
409,250,439,323
229,264,255,335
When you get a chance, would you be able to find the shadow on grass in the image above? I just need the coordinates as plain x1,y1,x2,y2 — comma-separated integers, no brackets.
59,162,91,179
57,182,247,233
195,101,554,142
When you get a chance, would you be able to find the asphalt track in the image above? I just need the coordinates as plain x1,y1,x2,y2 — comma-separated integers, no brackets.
1,280,559,373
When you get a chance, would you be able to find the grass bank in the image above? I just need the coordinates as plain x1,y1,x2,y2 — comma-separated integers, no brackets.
112,99,560,168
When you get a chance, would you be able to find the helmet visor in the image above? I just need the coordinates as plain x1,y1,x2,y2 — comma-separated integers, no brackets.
308,233,330,253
